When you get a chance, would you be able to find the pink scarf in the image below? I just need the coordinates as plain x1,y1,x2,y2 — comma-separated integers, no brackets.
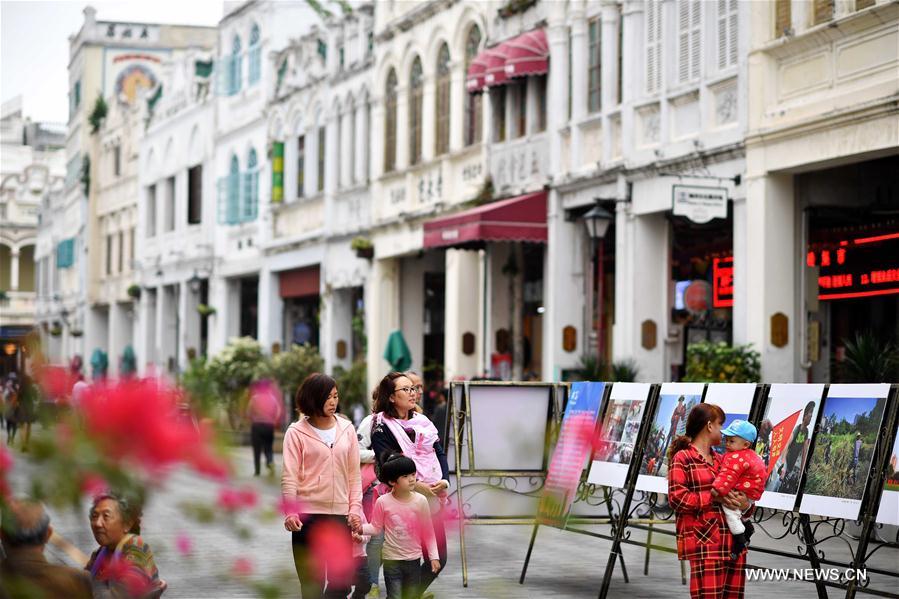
378,412,443,484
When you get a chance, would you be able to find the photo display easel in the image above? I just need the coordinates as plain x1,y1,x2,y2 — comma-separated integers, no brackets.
505,381,899,599
445,380,566,586
443,380,898,598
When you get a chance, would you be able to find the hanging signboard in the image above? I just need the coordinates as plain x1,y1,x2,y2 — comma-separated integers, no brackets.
671,184,728,224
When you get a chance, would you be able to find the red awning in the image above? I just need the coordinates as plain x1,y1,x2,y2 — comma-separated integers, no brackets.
423,190,547,249
504,28,548,78
466,53,488,93
279,265,320,298
483,46,510,88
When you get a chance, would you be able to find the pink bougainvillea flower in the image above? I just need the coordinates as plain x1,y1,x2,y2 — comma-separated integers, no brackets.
76,378,229,479
217,485,258,512
0,445,12,500
80,473,109,497
308,519,356,586
231,557,254,577
175,533,193,557
277,497,306,517
99,555,155,598
36,365,78,403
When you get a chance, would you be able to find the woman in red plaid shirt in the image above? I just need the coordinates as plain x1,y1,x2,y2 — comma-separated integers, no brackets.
668,403,754,599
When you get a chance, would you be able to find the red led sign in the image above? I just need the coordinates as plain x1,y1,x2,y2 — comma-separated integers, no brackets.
713,256,734,308
812,233,899,301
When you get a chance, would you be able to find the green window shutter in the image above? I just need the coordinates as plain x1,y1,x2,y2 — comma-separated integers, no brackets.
228,172,240,224
195,60,214,78
56,239,75,268
271,142,284,203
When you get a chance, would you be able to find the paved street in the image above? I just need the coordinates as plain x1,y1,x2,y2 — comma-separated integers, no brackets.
8,447,896,598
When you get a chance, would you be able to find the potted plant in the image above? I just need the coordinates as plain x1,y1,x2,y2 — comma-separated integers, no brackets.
49,324,63,337
127,284,142,300
351,236,374,259
70,328,84,338
197,304,217,318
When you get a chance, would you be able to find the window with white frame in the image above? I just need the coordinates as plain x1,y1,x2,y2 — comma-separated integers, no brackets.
408,57,423,166
514,81,527,138
228,35,243,95
244,148,259,220
435,43,451,156
717,0,738,70
588,17,602,113
645,0,662,94
146,184,156,237
317,127,326,193
248,24,261,85
464,25,483,146
297,135,306,197
677,0,702,84
384,69,398,172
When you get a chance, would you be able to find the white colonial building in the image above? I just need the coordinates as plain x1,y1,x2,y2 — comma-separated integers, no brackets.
137,48,218,375
264,3,375,373
207,0,320,359
533,0,749,382
366,0,495,389
2,98,65,375
744,0,898,382
49,6,216,378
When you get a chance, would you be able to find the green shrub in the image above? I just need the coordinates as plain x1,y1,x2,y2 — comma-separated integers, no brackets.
333,360,368,414
611,359,640,382
269,343,324,399
684,341,760,383
837,331,899,383
206,337,270,429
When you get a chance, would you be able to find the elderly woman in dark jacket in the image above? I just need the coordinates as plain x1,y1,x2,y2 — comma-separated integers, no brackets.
370,372,450,598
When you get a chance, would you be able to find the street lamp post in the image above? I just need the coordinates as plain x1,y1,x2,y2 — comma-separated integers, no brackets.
582,204,613,366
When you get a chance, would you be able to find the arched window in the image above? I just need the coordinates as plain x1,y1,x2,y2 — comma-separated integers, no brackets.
229,35,243,95
248,24,261,85
435,43,451,156
384,69,398,172
408,57,423,165
464,25,483,146
245,148,258,221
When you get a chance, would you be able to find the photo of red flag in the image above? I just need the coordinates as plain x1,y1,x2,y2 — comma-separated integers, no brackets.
767,410,800,475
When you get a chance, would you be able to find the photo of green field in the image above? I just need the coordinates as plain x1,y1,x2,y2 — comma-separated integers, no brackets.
803,396,886,501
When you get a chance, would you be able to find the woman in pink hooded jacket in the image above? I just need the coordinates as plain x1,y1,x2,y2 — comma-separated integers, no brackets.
281,373,364,598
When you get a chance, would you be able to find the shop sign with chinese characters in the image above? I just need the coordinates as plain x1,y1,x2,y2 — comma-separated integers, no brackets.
671,185,728,224
808,233,899,300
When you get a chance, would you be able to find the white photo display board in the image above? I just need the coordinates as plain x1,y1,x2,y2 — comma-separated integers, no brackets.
876,422,899,526
587,383,652,489
705,383,759,456
467,384,554,471
799,384,891,520
635,382,705,494
755,384,825,511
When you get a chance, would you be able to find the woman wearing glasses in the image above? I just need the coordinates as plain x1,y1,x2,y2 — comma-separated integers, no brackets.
370,372,450,598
